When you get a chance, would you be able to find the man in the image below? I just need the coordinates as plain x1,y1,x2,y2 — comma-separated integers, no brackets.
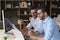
37,6,60,40
26,6,43,32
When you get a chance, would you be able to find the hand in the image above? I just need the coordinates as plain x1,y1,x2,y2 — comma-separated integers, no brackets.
28,29,33,36
28,30,39,36
31,31,40,36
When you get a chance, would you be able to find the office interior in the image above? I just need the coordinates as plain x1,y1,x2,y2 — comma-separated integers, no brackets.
0,0,60,40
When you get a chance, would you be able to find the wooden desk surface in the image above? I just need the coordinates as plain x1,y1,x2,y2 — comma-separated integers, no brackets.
29,34,44,40
20,29,44,40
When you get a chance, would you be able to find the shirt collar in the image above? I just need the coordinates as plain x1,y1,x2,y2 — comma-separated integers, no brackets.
32,17,38,21
43,16,50,22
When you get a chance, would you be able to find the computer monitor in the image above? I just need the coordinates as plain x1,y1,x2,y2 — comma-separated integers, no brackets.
2,10,13,33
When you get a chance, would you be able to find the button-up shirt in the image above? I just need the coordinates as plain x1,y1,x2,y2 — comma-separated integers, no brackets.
38,16,60,40
26,17,43,32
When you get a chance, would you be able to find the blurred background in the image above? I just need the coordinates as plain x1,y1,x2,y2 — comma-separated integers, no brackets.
0,0,60,40
0,0,60,29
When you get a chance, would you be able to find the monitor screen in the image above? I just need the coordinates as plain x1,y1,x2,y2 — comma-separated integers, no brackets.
2,10,13,33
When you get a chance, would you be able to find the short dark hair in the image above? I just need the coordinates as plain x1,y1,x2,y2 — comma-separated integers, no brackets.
30,6,37,10
37,5,50,15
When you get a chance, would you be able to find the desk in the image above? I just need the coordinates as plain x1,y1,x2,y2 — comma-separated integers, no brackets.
0,29,4,40
21,29,44,40
0,30,16,40
29,33,44,40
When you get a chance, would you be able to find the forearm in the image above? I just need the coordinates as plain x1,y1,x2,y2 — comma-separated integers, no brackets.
28,30,43,36
28,31,44,40
26,23,33,29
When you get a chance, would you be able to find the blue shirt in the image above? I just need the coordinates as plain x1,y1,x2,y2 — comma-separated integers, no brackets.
26,17,43,32
38,16,60,40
